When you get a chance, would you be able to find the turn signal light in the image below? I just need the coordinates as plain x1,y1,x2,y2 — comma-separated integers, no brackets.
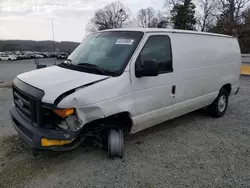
53,108,74,118
41,138,72,147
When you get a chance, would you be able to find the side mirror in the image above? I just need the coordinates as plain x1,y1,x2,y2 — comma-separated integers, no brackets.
135,60,159,78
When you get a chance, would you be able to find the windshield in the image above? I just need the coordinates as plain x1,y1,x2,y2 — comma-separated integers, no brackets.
58,31,143,76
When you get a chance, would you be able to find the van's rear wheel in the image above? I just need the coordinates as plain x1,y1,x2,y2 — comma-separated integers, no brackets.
209,88,229,118
108,129,124,159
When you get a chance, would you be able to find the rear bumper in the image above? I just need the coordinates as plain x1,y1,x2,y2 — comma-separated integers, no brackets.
10,106,84,151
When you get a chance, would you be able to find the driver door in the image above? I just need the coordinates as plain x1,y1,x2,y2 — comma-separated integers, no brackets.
130,33,176,133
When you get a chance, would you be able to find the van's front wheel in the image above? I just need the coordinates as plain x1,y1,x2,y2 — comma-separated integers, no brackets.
108,129,124,159
209,88,229,118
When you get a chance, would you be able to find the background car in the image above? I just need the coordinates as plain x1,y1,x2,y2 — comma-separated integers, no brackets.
34,54,44,59
14,54,23,60
41,53,49,58
18,53,30,59
0,54,17,61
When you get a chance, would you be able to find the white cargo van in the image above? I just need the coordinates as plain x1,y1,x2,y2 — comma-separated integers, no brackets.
10,28,241,158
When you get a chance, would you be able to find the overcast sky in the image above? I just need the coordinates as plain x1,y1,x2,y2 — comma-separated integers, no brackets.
0,0,170,42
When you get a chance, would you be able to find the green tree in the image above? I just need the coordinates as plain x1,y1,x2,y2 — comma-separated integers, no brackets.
170,0,196,30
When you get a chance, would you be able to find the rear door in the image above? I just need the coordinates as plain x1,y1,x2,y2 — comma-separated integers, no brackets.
130,33,176,133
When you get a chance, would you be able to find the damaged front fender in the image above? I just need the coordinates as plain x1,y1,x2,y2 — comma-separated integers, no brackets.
76,106,105,126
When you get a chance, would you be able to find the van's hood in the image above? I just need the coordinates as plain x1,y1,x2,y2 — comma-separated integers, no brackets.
17,66,109,104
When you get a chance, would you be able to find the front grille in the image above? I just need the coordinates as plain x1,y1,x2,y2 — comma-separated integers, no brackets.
12,78,45,126
13,86,37,122
13,117,33,140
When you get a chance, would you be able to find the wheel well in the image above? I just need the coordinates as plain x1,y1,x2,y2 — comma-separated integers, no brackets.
221,84,231,95
104,112,133,133
85,112,133,134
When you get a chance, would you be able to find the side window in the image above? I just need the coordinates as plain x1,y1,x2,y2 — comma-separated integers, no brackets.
136,35,173,74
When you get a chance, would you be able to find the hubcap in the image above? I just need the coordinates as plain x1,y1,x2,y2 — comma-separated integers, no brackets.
218,95,227,112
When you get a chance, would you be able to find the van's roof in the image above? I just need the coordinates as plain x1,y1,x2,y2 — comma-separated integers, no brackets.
102,28,234,38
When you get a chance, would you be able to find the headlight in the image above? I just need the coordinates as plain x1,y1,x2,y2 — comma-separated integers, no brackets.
53,108,83,132
53,108,74,118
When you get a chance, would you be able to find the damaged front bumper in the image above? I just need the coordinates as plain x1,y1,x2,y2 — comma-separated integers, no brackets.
10,106,85,151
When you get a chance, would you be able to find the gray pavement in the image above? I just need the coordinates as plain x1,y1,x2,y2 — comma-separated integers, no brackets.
0,58,59,85
0,61,250,187
242,54,250,64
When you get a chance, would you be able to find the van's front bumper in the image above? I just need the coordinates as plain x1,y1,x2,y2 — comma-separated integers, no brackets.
10,106,84,151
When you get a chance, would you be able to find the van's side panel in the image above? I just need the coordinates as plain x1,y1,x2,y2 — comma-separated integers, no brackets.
130,32,240,133
171,34,240,117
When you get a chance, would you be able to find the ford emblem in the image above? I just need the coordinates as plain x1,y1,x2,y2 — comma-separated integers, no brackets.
16,99,24,108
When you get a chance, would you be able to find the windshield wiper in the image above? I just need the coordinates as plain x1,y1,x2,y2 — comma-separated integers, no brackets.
76,63,113,75
77,63,97,67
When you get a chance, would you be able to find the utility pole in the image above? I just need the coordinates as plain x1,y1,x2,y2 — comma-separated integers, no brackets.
52,19,56,53
52,19,57,65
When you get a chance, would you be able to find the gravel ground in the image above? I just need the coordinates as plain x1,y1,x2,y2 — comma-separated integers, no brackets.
0,75,250,188
0,88,15,137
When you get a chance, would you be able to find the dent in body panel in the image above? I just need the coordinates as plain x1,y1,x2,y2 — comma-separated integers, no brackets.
57,73,131,108
54,77,110,105
76,106,105,125
90,93,134,117
57,72,134,126
74,93,134,126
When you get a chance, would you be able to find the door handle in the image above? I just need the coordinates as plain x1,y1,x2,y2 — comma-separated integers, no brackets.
171,85,176,98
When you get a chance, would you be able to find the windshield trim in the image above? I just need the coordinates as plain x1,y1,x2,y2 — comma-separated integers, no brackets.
57,31,145,77
57,62,116,76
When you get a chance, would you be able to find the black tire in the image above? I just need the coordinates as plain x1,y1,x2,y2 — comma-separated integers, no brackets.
108,129,124,159
209,88,229,118
8,58,11,61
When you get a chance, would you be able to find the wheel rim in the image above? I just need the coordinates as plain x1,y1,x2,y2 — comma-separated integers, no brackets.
218,95,227,112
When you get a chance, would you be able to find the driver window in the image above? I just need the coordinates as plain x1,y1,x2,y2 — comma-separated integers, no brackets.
136,35,173,74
